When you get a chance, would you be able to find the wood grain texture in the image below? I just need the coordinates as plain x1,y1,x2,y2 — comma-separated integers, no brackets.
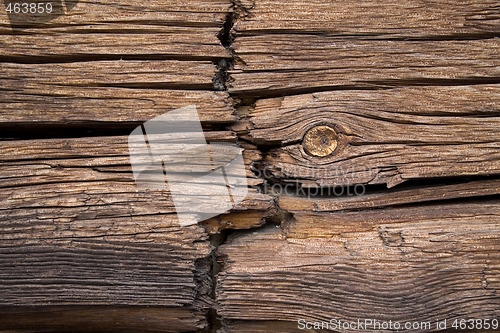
0,135,274,229
0,61,234,128
0,134,274,330
279,178,500,212
1,0,500,331
0,0,231,59
217,199,500,330
0,307,206,333
233,0,500,37
245,85,500,188
220,321,496,333
229,0,499,96
229,37,499,95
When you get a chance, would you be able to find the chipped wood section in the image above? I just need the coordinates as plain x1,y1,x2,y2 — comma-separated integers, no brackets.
217,200,500,329
0,61,234,127
245,85,500,188
0,0,231,59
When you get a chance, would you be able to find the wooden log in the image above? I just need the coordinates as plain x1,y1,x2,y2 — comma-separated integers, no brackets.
217,199,500,331
229,37,499,95
0,0,231,59
0,61,234,128
1,0,499,331
244,85,500,188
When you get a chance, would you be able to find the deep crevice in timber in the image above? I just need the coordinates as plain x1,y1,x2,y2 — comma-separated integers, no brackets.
0,122,231,141
200,8,500,329
201,7,238,333
233,30,500,42
229,77,500,99
0,54,230,65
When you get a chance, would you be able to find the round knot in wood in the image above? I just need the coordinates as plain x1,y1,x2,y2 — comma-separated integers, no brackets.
302,125,338,157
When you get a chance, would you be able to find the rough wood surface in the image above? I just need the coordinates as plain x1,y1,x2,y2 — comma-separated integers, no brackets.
232,0,500,37
217,199,500,330
0,134,273,330
0,61,234,128
245,85,500,188
229,0,499,96
279,178,500,212
0,0,231,59
0,135,274,228
229,37,499,95
0,307,206,333
1,0,500,331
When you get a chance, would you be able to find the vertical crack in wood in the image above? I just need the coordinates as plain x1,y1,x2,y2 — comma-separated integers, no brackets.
203,3,239,331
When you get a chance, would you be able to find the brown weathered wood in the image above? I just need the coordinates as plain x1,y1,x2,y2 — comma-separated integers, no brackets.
1,0,499,331
0,134,274,331
0,135,274,227
229,0,499,95
279,178,500,212
0,0,231,59
217,200,500,330
0,212,212,329
0,307,205,333
233,0,500,38
0,61,234,127
244,85,500,188
229,37,499,95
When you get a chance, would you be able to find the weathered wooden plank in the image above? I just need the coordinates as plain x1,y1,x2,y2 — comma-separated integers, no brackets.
233,0,500,38
229,0,499,95
0,135,274,226
245,85,500,188
229,37,499,95
0,0,231,59
0,61,234,128
220,321,495,333
0,207,213,330
0,134,274,330
0,213,212,306
217,200,500,330
219,320,307,333
279,178,500,212
0,307,205,333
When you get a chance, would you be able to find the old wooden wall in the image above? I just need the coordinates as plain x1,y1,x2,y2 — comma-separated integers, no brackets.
0,0,499,332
